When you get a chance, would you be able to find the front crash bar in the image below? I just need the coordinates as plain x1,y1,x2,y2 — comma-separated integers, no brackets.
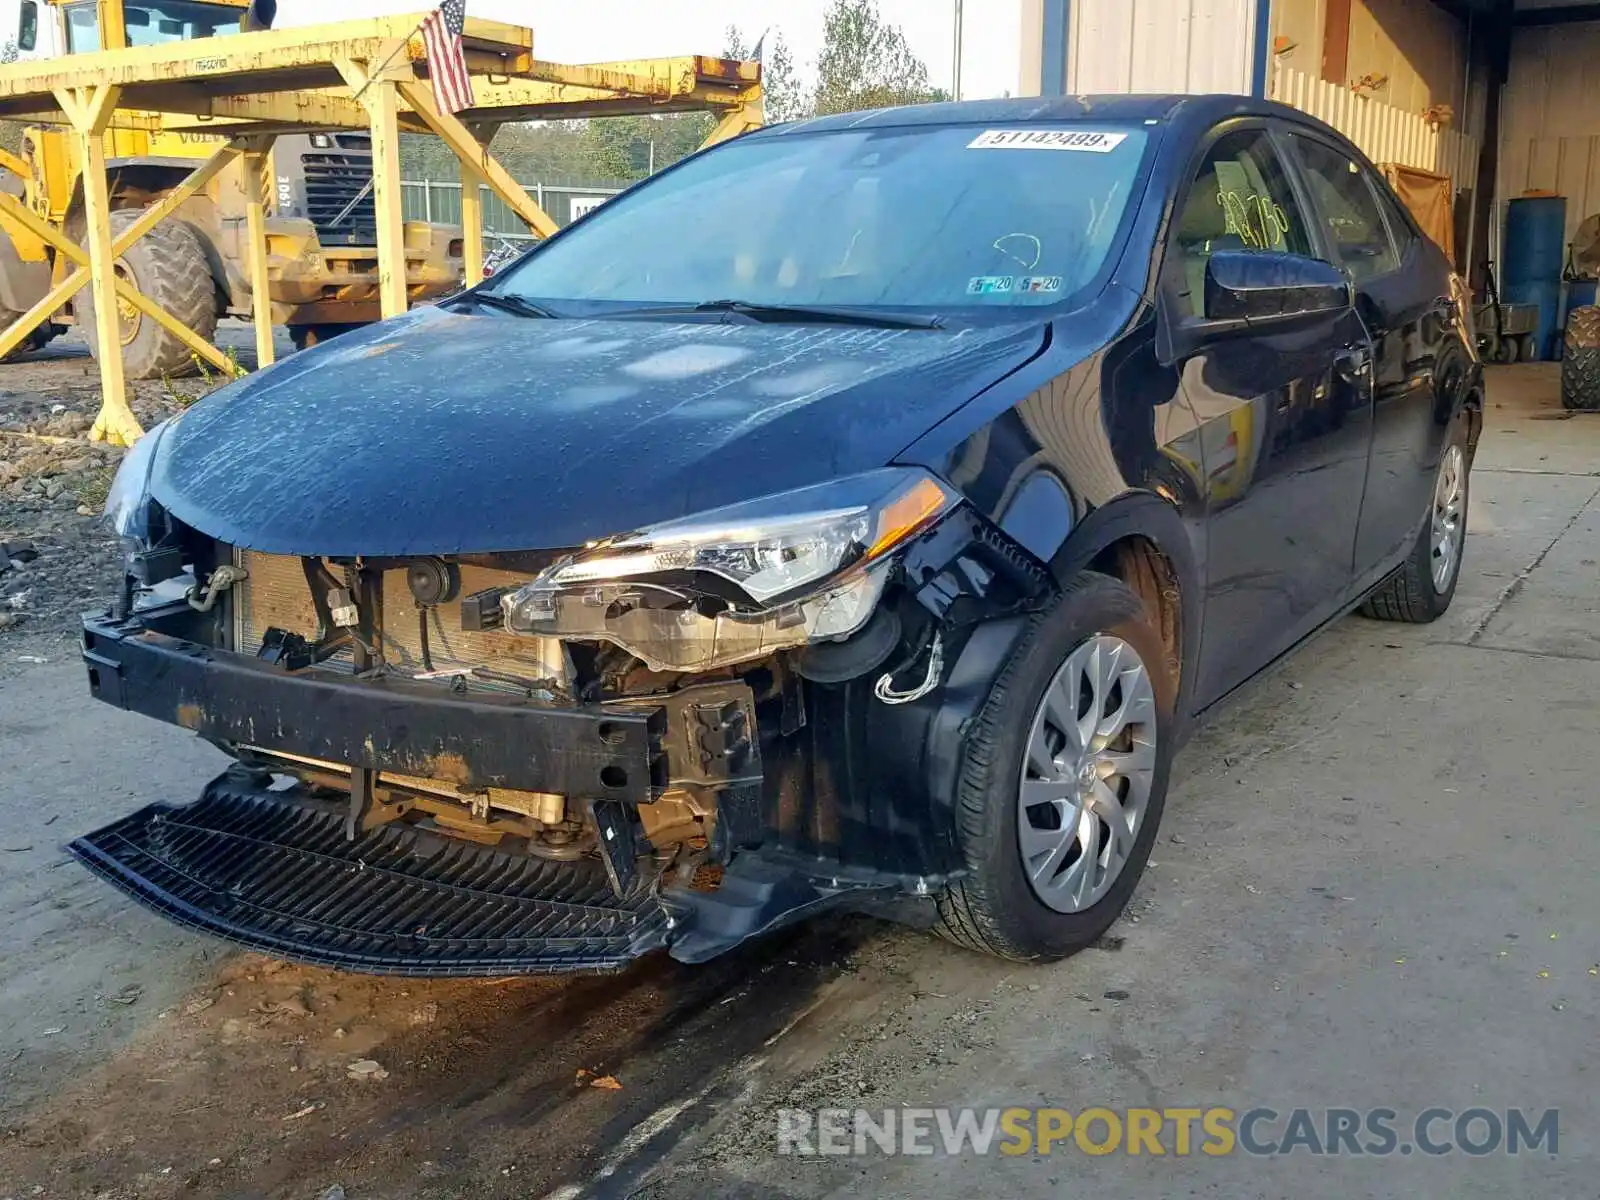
81,614,661,802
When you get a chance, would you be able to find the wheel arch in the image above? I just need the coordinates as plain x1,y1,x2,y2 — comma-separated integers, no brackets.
1047,492,1201,723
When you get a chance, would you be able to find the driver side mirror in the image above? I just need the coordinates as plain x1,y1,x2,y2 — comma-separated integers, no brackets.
1204,250,1353,325
1159,249,1353,364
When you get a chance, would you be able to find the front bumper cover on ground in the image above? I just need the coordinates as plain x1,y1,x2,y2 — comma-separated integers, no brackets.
71,776,671,976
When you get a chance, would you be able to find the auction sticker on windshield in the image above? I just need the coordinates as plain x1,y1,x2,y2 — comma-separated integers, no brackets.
967,129,1128,153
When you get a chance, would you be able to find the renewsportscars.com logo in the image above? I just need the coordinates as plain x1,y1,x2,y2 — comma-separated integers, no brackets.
776,1107,1560,1158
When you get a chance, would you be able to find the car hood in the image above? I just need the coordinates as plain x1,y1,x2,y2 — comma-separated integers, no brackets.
150,305,1047,557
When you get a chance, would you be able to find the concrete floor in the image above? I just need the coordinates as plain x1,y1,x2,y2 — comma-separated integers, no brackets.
0,365,1595,1198
651,365,1600,1197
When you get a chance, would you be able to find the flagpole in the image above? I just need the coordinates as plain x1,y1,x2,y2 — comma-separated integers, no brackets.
952,0,963,100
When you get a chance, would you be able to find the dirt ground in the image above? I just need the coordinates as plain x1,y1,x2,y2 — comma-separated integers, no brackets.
1,359,1596,1199
0,328,269,643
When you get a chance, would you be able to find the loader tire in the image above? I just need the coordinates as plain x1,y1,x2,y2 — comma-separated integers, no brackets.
1563,306,1600,411
289,322,362,352
0,309,60,361
78,209,219,380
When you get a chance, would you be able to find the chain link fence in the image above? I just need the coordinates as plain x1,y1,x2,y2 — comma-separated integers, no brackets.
400,180,627,241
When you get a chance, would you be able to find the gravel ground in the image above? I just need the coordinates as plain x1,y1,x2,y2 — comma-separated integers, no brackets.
0,330,259,646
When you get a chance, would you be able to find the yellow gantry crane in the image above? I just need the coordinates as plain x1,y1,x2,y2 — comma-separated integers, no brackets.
0,1,763,444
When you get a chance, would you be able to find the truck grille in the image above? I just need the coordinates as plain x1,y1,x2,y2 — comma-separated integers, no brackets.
233,552,563,694
302,134,376,246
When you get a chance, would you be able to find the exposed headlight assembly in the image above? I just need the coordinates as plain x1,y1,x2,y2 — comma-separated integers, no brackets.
502,468,959,672
103,419,169,541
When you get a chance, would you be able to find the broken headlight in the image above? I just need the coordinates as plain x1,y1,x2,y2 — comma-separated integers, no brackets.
501,469,958,672
103,419,169,541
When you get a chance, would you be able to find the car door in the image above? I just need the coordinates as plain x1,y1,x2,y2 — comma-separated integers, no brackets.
1285,131,1457,577
1161,122,1376,706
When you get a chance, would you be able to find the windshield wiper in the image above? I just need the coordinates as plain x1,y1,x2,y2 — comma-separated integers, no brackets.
449,291,561,319
608,298,944,330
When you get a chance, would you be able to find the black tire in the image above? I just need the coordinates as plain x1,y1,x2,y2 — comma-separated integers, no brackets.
78,209,218,380
290,322,363,352
0,309,60,361
935,571,1177,961
1561,305,1600,410
1359,413,1470,623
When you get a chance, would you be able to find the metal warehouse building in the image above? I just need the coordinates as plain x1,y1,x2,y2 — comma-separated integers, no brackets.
1020,0,1600,308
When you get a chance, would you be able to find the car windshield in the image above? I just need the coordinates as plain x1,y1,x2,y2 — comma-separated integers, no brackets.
489,123,1151,319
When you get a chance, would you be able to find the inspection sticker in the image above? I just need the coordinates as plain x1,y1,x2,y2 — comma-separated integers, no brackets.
967,276,1015,295
967,129,1128,153
1017,275,1063,294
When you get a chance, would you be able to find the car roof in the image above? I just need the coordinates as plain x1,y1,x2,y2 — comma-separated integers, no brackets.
752,93,1305,138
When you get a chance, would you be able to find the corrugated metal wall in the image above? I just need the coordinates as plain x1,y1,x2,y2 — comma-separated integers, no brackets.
1065,0,1259,95
1272,65,1481,186
1498,21,1600,248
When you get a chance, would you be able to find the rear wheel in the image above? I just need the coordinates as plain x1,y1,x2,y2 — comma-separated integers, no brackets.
1562,305,1600,410
1360,414,1470,623
289,322,364,352
936,572,1174,961
78,209,218,380
0,308,61,360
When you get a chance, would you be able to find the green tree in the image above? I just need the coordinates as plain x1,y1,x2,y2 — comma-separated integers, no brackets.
812,0,947,116
724,24,806,123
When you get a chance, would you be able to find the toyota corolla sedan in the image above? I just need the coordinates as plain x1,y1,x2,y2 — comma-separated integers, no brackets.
75,94,1480,974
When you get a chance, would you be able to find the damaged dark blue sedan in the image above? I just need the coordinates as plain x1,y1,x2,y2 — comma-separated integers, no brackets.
75,94,1481,974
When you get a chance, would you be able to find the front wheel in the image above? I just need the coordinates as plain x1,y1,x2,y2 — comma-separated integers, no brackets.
289,323,363,352
936,571,1175,961
77,209,218,380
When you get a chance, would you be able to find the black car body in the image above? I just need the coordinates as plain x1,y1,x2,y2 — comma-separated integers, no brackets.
75,94,1481,974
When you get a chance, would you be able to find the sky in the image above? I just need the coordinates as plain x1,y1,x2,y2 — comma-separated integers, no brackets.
273,0,1024,101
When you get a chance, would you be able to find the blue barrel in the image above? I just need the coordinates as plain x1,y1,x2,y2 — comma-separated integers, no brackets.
1502,196,1567,360
1567,278,1598,313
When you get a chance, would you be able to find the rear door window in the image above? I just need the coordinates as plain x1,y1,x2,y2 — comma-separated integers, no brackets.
1288,135,1401,282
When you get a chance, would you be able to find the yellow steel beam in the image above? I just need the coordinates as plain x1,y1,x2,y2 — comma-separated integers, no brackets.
0,15,532,101
0,137,248,361
55,82,144,446
0,147,26,178
241,137,278,369
458,123,493,288
125,85,370,128
397,78,559,239
0,194,240,379
0,142,243,409
337,57,410,318
701,88,766,148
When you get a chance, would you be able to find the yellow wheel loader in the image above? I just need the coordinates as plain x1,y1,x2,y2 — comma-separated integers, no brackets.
0,0,464,375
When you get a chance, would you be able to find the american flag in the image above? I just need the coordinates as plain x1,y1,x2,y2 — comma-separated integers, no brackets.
421,0,474,115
